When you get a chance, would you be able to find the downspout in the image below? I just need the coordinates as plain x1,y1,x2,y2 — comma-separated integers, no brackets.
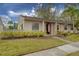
71,16,75,33
73,19,75,33
42,20,45,32
54,7,58,35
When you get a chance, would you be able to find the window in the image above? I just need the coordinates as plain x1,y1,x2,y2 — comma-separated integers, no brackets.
32,23,39,31
64,25,67,30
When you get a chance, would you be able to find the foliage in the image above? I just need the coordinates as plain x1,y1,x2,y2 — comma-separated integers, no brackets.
8,21,13,24
0,31,45,39
8,26,14,29
61,5,79,31
36,4,55,19
61,6,77,24
7,21,18,30
14,23,18,29
8,21,14,30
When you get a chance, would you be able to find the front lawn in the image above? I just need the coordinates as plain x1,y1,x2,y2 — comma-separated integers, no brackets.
67,51,79,56
66,34,79,42
0,38,66,56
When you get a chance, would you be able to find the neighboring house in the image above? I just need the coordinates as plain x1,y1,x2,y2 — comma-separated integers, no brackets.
18,16,74,35
0,17,5,31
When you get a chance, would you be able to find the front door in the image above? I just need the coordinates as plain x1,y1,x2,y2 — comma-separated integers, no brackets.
46,23,51,34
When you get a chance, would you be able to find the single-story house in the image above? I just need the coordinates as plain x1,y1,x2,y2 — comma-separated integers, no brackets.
18,16,74,35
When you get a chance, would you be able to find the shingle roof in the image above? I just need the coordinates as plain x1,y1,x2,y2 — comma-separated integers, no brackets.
21,16,56,22
21,15,73,25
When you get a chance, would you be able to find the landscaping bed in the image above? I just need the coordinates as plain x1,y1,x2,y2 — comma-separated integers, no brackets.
0,38,66,56
57,31,79,42
57,31,73,38
66,34,79,42
0,31,45,39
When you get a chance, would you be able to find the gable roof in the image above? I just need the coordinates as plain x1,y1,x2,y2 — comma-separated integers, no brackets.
21,16,56,23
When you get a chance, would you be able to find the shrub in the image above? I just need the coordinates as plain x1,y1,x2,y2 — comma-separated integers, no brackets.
57,31,73,37
0,31,45,39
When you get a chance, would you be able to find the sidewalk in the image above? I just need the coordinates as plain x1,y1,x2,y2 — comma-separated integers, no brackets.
24,42,79,56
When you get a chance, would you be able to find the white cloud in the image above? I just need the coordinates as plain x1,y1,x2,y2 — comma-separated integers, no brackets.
32,7,35,13
30,7,37,17
8,7,36,17
8,11,18,16
8,10,29,16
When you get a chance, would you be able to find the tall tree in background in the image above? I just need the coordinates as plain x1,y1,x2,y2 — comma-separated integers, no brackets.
36,3,56,20
36,3,79,32
74,9,79,30
61,4,78,32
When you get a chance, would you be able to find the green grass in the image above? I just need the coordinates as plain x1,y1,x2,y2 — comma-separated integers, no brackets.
67,51,79,56
66,34,79,42
0,38,66,56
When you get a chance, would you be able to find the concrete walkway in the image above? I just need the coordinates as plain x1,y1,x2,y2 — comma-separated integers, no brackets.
24,42,79,56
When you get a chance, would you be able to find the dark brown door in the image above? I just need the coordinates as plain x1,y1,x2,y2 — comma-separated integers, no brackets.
46,23,51,34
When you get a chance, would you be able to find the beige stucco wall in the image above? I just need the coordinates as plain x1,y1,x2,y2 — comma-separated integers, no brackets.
18,17,46,32
23,21,43,31
67,25,73,33
58,24,73,33
67,25,71,32
18,16,24,30
57,23,73,33
47,22,57,35
59,24,64,32
51,23,56,35
44,23,46,33
57,23,64,32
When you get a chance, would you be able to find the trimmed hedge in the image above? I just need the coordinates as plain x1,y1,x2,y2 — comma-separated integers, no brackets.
66,34,79,42
0,31,45,39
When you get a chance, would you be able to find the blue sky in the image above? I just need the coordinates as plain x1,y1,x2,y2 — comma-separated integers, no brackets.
0,3,65,24
0,3,64,15
0,3,38,15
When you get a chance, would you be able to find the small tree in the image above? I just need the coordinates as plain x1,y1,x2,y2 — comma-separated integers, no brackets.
14,22,18,29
